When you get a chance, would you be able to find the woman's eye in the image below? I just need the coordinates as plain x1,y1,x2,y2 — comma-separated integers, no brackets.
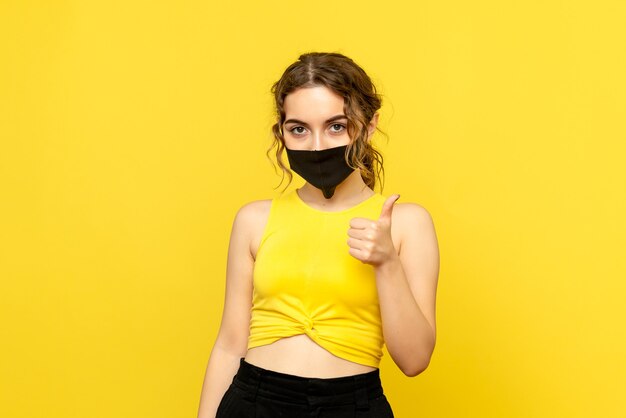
330,123,346,133
289,126,306,135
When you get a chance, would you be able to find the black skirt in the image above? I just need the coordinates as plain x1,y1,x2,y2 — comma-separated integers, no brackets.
216,358,395,417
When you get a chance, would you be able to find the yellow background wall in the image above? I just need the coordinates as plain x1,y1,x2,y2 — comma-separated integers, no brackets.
1,1,624,417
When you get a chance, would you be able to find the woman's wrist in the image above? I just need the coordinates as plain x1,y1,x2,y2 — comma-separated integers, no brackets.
373,252,402,277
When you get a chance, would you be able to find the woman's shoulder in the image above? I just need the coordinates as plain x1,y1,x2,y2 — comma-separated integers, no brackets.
391,200,436,231
234,190,296,222
233,199,274,259
234,198,273,225
393,200,432,217
228,199,273,248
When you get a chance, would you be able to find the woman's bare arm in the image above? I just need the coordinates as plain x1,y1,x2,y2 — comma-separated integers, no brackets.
376,202,439,376
347,198,439,376
197,201,268,418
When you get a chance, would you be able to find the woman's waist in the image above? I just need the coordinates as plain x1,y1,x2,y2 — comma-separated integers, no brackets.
232,356,384,406
245,334,377,378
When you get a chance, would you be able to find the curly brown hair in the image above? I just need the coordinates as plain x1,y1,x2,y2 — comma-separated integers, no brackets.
267,52,387,193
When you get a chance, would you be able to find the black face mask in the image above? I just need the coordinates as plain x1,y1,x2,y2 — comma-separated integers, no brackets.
285,145,354,199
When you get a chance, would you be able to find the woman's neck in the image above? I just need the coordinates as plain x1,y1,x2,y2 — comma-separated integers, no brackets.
297,169,375,210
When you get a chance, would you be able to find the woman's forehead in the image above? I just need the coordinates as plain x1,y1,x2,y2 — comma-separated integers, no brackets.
284,86,344,121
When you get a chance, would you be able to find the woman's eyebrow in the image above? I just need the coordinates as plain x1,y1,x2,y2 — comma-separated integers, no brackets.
283,114,347,126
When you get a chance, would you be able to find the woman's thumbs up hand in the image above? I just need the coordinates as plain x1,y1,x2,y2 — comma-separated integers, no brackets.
347,194,400,266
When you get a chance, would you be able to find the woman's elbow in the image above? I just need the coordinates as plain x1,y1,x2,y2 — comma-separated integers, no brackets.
400,355,432,377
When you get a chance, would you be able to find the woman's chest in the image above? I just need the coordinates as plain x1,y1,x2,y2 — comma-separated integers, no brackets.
252,219,380,306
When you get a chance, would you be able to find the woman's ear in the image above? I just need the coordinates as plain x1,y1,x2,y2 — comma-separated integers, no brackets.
367,112,380,140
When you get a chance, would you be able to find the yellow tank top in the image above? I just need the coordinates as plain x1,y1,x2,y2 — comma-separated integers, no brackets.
248,189,388,368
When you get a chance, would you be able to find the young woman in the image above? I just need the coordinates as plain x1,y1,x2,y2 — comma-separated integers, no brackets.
197,52,439,418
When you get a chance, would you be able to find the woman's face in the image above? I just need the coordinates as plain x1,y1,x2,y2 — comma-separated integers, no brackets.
282,86,350,151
